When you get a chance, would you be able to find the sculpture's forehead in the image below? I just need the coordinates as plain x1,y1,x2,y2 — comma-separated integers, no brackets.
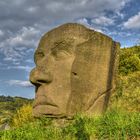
37,36,52,50
36,36,76,56
37,24,93,51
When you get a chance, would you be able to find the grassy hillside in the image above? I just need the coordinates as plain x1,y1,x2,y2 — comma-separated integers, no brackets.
0,45,140,140
110,45,140,112
0,96,33,124
0,108,139,140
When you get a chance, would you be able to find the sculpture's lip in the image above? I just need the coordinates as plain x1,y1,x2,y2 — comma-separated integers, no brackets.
33,102,58,108
33,104,58,108
33,95,58,108
33,104,63,118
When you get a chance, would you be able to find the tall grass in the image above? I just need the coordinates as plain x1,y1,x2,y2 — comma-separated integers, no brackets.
0,109,139,140
11,104,33,127
110,71,140,112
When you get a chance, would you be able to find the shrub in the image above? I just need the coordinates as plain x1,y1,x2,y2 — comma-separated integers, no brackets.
110,71,140,112
11,104,33,127
119,46,140,75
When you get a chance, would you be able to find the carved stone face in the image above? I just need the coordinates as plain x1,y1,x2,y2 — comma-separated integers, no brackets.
30,40,76,117
30,23,119,117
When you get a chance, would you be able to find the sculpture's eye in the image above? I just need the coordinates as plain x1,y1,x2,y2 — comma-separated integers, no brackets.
51,50,70,60
34,50,45,63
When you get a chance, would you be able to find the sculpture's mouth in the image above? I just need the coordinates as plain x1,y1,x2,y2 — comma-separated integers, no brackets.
33,103,66,118
33,86,67,117
33,95,64,117
33,95,58,108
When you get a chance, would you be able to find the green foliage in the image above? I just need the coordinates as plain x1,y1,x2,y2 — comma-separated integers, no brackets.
11,104,33,127
0,96,14,102
110,45,140,113
0,110,139,140
97,110,140,139
0,96,33,124
119,46,140,75
110,71,140,112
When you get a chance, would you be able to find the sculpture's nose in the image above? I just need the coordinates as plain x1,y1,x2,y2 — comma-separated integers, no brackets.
29,66,53,86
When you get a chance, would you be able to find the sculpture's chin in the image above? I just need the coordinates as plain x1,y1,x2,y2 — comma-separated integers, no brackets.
33,105,65,118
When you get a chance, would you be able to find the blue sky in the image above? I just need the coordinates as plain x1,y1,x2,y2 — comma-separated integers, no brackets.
0,0,140,98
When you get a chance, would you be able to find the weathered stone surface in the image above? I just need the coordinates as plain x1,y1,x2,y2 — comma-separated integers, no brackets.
29,23,120,118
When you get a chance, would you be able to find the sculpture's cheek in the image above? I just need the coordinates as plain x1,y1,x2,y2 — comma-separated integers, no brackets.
48,56,75,113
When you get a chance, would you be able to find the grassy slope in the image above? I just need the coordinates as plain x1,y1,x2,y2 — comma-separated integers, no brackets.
0,110,139,140
110,71,140,112
0,96,33,124
110,45,140,112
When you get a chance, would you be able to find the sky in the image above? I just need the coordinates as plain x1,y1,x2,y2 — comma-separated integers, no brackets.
0,0,140,98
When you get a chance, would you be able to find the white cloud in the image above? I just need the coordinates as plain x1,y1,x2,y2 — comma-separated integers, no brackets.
26,6,39,13
0,26,40,64
136,38,140,45
94,28,104,33
77,18,89,25
123,12,140,29
6,80,33,87
0,30,4,36
91,16,114,26
0,0,130,31
25,59,34,63
43,0,129,17
0,64,33,72
116,11,125,19
76,18,104,33
76,18,93,29
5,27,40,47
7,65,33,72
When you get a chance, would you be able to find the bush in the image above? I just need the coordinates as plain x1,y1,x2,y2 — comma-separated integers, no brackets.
11,104,33,127
119,46,140,75
110,71,140,112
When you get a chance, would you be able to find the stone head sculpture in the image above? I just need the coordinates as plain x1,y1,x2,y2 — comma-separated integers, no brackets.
30,23,120,117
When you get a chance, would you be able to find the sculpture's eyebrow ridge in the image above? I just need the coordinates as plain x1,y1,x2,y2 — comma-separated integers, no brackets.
35,49,44,55
34,49,45,62
51,44,72,53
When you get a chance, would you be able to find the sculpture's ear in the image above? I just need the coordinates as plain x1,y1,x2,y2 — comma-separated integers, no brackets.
67,35,119,116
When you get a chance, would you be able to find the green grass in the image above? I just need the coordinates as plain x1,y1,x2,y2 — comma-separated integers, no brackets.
0,109,139,140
